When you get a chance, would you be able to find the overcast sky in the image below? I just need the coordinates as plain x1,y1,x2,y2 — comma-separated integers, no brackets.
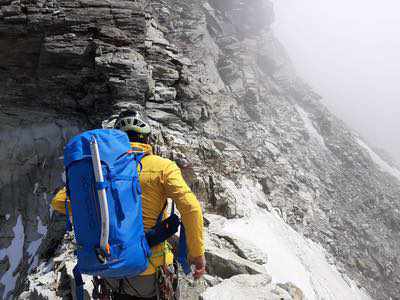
271,0,400,161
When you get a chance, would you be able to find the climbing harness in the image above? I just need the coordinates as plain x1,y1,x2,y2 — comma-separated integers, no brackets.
155,260,179,300
92,277,112,300
147,239,179,300
92,241,178,300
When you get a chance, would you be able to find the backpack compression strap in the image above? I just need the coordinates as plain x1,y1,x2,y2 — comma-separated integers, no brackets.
177,225,191,275
157,202,190,274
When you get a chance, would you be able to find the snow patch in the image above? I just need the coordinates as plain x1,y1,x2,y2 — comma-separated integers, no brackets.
49,204,54,218
0,215,25,299
357,138,400,181
61,171,66,184
22,261,57,299
296,105,328,151
220,178,371,300
219,177,269,217
33,182,39,194
37,217,47,235
27,217,48,272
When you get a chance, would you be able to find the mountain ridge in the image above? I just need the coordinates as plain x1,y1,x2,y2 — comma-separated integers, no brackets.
1,0,399,299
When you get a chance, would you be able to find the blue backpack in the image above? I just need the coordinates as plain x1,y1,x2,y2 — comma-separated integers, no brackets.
63,129,151,299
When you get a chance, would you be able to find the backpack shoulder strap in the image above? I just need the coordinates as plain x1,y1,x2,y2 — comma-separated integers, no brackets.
65,172,73,232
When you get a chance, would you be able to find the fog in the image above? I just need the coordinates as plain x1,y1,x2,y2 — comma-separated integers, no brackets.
272,0,400,162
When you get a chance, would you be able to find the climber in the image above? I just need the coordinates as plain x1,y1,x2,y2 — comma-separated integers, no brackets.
51,110,206,299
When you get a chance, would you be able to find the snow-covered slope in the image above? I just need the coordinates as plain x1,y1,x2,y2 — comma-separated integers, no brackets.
357,138,400,182
210,178,372,300
27,217,48,273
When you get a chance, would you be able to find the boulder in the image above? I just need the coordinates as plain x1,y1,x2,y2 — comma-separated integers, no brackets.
276,282,305,300
205,245,267,278
201,274,293,300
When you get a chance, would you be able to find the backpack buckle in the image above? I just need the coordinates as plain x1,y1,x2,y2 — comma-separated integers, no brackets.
95,245,110,265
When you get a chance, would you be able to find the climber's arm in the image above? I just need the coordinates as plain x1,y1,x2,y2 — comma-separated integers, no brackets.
50,187,69,215
163,161,205,259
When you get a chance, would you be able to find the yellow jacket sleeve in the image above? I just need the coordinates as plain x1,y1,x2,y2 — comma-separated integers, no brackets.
163,162,205,258
51,187,70,215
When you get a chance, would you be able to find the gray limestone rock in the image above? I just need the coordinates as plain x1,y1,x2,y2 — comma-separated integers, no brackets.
205,246,267,279
0,0,399,299
276,282,305,300
204,230,267,279
204,214,268,265
201,274,293,300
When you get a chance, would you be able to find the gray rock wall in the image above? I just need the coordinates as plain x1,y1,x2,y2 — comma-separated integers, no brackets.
0,109,82,298
0,0,399,299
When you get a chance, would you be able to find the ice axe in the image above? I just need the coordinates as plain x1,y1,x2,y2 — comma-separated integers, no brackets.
90,137,110,263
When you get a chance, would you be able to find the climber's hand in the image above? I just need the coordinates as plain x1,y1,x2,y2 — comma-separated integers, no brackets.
190,255,206,279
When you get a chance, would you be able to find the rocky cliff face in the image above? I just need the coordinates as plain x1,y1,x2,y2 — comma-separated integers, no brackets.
1,0,400,299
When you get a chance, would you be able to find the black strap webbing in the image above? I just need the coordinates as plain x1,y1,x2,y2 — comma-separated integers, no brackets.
156,200,175,225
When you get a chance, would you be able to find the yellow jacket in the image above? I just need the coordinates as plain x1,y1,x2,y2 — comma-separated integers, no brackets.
51,142,204,275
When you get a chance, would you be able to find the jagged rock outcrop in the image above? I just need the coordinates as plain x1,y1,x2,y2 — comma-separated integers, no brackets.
204,236,267,278
1,0,400,299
